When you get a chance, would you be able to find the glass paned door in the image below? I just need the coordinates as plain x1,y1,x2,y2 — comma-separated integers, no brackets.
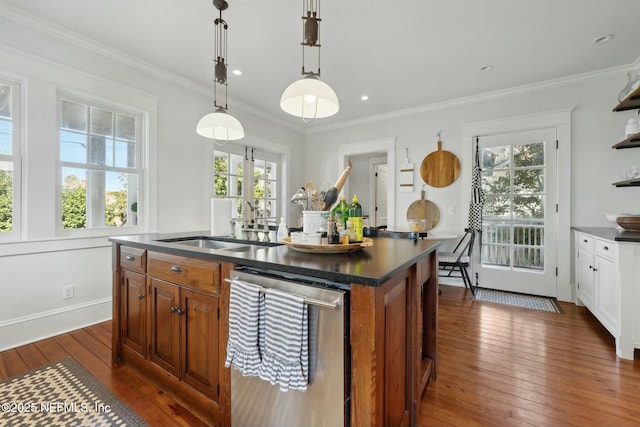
477,127,557,297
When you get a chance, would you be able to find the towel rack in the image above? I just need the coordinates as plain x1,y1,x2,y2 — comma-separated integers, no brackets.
224,278,340,309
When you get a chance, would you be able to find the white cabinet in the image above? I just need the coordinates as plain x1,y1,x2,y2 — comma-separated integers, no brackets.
575,232,620,338
576,234,596,312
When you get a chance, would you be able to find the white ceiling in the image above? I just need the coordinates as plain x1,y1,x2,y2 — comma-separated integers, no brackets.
2,0,640,128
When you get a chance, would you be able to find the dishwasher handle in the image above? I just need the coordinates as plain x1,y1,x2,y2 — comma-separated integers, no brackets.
224,278,340,310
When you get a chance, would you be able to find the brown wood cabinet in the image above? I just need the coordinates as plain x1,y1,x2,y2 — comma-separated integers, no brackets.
349,249,437,427
112,237,438,427
120,269,147,358
148,277,220,397
112,245,231,427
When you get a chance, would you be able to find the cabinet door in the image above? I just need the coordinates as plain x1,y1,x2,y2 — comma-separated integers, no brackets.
595,256,620,336
121,269,147,358
181,288,220,400
150,278,180,377
577,249,596,312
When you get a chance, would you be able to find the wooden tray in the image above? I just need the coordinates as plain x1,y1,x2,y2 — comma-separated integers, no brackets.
283,237,373,254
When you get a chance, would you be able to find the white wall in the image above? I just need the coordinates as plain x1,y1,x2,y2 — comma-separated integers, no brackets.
305,72,640,296
2,11,639,349
0,15,304,350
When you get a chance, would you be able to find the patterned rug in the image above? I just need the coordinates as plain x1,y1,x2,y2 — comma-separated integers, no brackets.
475,288,561,313
0,357,149,427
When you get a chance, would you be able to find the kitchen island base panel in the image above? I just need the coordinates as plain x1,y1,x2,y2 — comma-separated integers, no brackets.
111,233,439,427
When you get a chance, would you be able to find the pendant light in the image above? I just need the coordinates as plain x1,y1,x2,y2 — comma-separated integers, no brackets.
196,0,244,142
280,0,339,121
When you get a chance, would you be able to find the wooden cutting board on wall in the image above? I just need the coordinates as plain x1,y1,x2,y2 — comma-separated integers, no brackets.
420,139,460,188
406,189,440,231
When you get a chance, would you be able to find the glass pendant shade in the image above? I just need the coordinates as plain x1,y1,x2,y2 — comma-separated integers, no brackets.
280,75,339,119
196,108,245,140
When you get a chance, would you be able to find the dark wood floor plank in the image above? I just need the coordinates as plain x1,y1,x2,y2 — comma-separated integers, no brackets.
15,343,49,370
33,337,70,363
419,285,640,427
0,348,28,378
3,284,640,427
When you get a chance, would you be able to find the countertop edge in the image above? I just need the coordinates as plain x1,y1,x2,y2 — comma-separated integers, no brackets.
571,226,640,243
110,232,441,287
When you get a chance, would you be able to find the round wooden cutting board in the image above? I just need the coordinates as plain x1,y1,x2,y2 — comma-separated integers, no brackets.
420,139,461,187
406,190,440,231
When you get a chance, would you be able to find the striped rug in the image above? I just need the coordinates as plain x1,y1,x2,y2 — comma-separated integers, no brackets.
474,288,561,313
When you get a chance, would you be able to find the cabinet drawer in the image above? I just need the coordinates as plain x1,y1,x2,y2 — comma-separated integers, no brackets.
148,251,220,293
595,239,618,260
577,233,594,250
120,246,147,274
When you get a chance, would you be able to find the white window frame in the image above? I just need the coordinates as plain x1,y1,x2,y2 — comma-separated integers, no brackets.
213,145,282,228
56,94,145,238
0,78,22,242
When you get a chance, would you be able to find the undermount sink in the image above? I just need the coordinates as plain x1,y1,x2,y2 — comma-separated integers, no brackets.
157,236,282,252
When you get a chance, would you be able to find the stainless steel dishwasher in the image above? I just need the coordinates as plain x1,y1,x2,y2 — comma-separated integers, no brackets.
227,267,348,427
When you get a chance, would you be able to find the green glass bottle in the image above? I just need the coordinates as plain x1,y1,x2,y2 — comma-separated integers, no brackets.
332,195,350,229
349,194,363,242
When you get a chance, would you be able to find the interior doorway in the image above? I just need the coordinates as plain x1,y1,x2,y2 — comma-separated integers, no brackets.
338,138,396,230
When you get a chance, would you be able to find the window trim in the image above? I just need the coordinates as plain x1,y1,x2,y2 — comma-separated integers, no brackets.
55,93,145,238
0,77,22,242
213,145,283,227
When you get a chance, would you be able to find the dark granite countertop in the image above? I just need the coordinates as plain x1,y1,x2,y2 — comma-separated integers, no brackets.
110,231,441,287
572,227,640,243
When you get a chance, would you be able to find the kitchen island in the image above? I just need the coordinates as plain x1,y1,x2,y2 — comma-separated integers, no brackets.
110,231,440,427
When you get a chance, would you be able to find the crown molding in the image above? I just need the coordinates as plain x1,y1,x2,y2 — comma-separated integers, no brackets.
306,63,638,135
0,2,304,134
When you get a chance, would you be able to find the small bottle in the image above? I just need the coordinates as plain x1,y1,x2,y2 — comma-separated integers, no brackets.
328,212,340,244
349,194,363,243
276,217,289,242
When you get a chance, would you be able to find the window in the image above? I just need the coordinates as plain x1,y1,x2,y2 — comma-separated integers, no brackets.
0,80,20,240
58,97,141,233
214,147,280,226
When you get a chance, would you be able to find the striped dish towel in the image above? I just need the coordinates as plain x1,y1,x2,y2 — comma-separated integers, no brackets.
225,280,262,377
258,289,309,392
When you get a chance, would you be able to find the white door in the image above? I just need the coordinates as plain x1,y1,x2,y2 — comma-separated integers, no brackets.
476,127,557,297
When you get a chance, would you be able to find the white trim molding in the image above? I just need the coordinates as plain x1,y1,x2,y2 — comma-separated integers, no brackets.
0,297,112,351
462,108,574,302
337,137,396,230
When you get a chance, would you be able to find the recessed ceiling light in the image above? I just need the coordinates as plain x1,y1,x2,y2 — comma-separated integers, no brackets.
592,34,613,44
232,69,243,76
479,65,493,72
360,95,369,101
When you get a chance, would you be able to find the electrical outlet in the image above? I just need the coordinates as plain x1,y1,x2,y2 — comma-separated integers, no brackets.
62,285,74,300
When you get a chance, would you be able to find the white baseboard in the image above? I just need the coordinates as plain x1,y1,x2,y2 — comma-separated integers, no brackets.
0,298,112,352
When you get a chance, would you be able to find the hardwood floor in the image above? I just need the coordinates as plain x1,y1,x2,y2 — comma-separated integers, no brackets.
1,284,639,426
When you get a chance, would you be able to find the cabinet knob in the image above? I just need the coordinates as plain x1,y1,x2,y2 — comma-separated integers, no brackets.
176,308,184,315
171,265,182,273
170,306,177,313
138,294,144,300
583,239,588,243
592,268,598,272
125,255,135,261
603,246,609,251
589,265,593,269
